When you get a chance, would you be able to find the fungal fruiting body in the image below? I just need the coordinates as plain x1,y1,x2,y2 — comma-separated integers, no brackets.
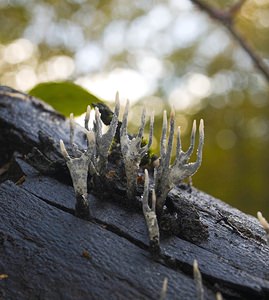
120,100,154,200
60,94,205,251
60,131,96,219
59,94,119,219
257,211,269,245
142,169,160,254
154,110,204,216
193,259,204,300
159,277,168,300
93,93,120,175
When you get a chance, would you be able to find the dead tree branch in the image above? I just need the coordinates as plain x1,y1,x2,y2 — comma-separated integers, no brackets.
190,0,269,82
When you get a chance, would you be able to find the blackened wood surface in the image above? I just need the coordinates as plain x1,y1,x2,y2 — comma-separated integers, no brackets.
0,85,269,300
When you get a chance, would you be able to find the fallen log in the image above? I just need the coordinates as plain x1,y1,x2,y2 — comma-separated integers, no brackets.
0,85,269,299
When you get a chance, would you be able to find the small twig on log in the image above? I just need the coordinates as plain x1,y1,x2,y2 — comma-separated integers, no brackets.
229,0,247,17
216,212,246,238
190,0,269,82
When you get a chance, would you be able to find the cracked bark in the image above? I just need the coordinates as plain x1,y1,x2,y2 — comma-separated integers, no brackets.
1,85,269,300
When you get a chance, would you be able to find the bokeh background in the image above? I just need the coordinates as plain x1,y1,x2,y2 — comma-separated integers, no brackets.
1,0,269,217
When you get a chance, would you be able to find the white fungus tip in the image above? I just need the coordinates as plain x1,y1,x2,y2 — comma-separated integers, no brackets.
160,277,168,300
144,168,149,179
115,91,119,102
60,139,69,158
162,277,168,292
95,107,101,121
126,99,130,107
59,139,64,149
193,259,199,273
257,211,269,231
193,120,197,131
199,119,204,132
216,292,223,300
70,113,75,129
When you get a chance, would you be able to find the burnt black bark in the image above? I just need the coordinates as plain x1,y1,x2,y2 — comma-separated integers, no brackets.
0,85,269,300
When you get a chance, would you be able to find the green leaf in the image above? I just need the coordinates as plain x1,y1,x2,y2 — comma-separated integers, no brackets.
29,81,102,116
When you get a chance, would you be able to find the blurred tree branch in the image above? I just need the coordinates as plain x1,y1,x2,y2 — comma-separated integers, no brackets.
190,0,269,82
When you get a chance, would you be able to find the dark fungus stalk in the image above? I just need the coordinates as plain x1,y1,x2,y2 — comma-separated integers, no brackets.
142,169,160,254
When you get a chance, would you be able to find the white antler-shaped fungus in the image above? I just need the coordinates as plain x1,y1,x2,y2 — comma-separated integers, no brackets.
94,92,120,174
154,110,204,214
120,100,154,200
60,93,120,218
60,130,96,219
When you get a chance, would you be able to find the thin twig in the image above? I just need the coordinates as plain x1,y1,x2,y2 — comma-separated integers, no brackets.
229,0,247,17
190,0,269,82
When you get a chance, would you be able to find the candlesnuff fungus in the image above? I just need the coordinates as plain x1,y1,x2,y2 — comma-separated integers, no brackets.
120,100,154,200
154,110,204,215
70,113,75,146
60,94,205,249
60,130,96,219
194,259,223,300
193,259,204,300
92,101,122,143
142,169,160,254
92,102,114,126
60,93,119,218
84,105,91,131
69,112,82,156
159,277,168,300
93,93,120,175
257,211,269,245
216,292,223,300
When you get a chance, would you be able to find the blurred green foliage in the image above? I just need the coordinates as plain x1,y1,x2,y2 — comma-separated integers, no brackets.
0,6,29,42
1,0,269,217
29,81,102,116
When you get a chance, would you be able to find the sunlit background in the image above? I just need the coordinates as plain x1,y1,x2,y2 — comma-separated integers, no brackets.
1,0,269,216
